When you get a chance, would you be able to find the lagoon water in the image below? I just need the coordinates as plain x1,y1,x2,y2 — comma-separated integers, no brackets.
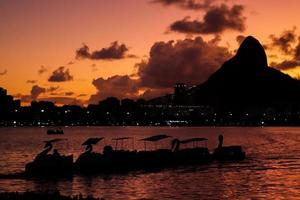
0,127,300,199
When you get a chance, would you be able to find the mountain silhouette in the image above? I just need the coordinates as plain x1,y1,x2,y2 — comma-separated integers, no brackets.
189,36,300,107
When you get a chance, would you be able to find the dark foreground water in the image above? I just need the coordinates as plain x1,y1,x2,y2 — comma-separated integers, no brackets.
0,127,300,199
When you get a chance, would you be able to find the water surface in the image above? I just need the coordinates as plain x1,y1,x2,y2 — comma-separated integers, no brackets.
0,127,300,199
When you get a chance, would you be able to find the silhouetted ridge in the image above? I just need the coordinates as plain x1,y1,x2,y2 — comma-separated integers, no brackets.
206,36,269,82
190,35,300,107
236,36,268,68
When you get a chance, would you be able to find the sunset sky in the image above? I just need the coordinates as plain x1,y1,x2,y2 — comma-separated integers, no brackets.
1,0,300,106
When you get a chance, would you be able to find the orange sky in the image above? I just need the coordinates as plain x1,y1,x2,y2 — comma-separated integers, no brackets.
1,0,300,106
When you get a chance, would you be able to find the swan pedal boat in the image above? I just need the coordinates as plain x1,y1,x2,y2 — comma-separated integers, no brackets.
25,139,73,177
25,135,246,176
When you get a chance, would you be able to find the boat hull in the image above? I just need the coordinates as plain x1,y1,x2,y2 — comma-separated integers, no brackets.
74,148,213,174
47,130,64,135
25,147,246,177
213,146,246,161
25,155,73,177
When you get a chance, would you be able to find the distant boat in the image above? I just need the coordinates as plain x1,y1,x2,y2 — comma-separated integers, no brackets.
47,128,64,135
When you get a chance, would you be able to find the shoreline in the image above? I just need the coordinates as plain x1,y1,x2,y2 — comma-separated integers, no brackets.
0,191,104,200
1,125,300,129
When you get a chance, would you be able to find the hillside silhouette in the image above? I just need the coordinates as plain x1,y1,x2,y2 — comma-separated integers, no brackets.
190,36,300,107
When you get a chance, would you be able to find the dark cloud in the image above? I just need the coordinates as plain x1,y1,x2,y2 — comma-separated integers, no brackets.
295,39,300,60
31,85,46,100
0,69,7,75
127,54,139,59
76,44,90,59
89,41,129,59
67,61,75,65
269,28,300,70
88,75,174,102
38,65,47,75
76,41,135,60
88,36,232,102
269,27,297,54
48,66,73,82
13,94,31,103
78,94,88,97
15,85,47,103
137,36,231,88
169,4,246,34
65,92,75,96
26,80,37,84
151,0,216,10
47,86,60,92
270,60,300,70
17,92,82,105
89,75,139,104
39,97,83,106
16,86,78,104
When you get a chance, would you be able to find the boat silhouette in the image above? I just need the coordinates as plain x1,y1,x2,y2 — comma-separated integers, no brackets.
213,135,246,161
74,137,105,173
172,138,212,165
112,137,134,150
25,138,73,177
25,135,246,177
47,128,64,135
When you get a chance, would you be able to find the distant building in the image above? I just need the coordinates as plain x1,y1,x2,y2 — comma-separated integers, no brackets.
0,87,21,119
173,83,187,105
0,87,7,97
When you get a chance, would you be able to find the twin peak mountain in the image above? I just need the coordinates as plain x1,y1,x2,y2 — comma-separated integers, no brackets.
157,36,300,107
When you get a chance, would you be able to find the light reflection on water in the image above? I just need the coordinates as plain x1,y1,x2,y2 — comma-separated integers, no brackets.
0,127,300,199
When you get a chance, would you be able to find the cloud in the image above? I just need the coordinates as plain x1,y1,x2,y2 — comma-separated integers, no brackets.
26,80,37,84
13,94,32,103
39,97,83,106
269,28,300,70
295,39,300,60
38,65,47,75
0,69,7,75
137,36,231,88
47,86,60,92
16,86,78,104
151,0,216,10
270,60,300,70
76,44,90,59
78,94,88,97
88,75,174,102
65,92,75,96
48,66,73,82
169,4,246,34
76,41,135,60
67,61,75,65
89,75,139,104
31,85,46,100
14,85,47,103
269,27,297,54
88,36,232,102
